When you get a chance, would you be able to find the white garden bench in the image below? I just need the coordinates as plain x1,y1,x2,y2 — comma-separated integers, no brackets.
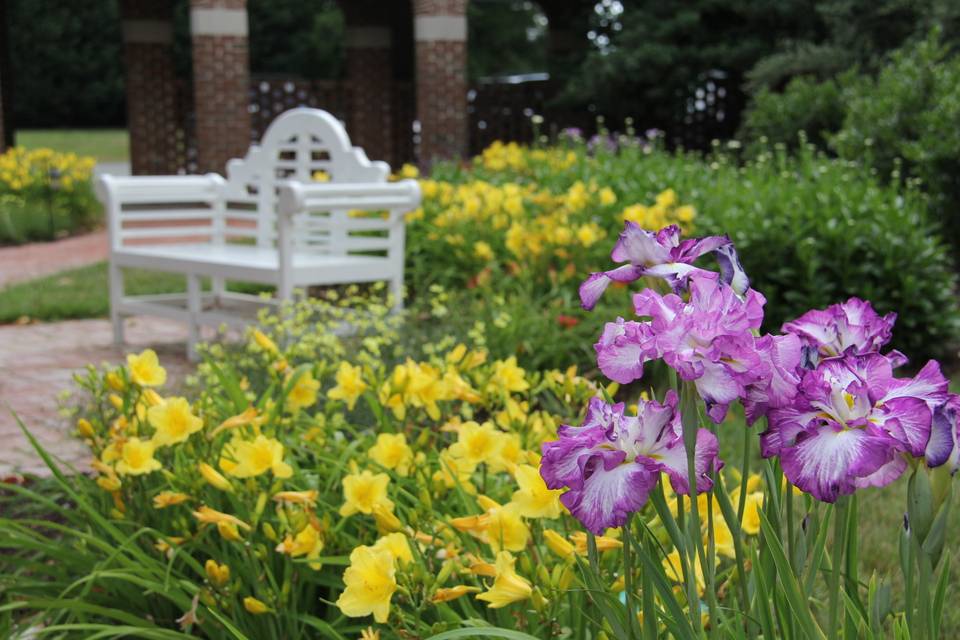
95,108,420,359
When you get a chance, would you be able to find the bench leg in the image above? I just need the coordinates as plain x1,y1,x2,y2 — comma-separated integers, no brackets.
108,263,124,346
211,276,226,306
389,276,404,312
187,274,201,362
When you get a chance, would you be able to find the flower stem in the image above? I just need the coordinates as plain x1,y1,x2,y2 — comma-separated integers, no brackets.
622,515,638,639
641,526,658,640
827,497,848,640
680,380,718,632
737,418,755,523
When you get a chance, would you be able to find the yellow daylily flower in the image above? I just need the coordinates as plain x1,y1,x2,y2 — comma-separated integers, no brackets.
336,545,397,624
153,491,190,509
741,492,764,536
220,435,293,479
476,551,532,608
126,349,167,387
276,523,324,570
286,370,320,411
368,433,413,476
148,397,203,447
510,464,563,519
489,356,529,393
447,421,505,468
340,470,394,517
115,438,161,476
327,362,368,410
432,585,481,603
372,532,413,566
192,505,251,531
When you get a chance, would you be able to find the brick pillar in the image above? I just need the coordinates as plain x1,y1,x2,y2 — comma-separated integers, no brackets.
413,0,468,166
120,0,180,174
344,24,394,165
189,0,251,174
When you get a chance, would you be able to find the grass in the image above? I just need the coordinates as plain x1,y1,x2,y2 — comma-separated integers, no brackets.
14,129,129,163
0,261,270,323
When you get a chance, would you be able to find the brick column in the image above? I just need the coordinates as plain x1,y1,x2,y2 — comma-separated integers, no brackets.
344,24,394,165
120,0,180,174
413,0,468,166
189,0,251,174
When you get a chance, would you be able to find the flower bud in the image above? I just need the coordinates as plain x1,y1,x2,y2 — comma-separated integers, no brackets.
199,463,233,492
907,466,933,545
77,418,95,438
106,371,125,391
262,522,278,542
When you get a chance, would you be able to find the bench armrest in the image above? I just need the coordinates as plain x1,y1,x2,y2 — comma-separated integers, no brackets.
96,174,227,249
276,179,422,223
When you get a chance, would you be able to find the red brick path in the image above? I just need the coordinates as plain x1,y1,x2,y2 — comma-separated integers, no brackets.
0,230,108,288
0,317,192,476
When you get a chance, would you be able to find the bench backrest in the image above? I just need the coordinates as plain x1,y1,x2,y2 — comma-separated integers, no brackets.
98,108,415,258
222,108,392,250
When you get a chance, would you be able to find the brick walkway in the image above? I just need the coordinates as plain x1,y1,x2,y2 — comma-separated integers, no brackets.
0,317,192,476
0,230,109,288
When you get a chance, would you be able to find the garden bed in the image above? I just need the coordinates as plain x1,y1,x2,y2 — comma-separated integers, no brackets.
2,139,960,639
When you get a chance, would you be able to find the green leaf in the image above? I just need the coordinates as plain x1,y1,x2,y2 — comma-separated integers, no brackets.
426,627,544,640
758,510,825,640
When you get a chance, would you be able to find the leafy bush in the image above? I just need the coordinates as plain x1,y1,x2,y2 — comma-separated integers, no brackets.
830,31,960,238
737,74,847,151
0,147,100,244
408,140,959,369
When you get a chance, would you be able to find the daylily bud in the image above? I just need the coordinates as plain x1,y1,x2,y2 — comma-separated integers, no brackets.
106,371,125,391
199,463,233,492
77,418,95,438
262,522,278,542
142,389,164,407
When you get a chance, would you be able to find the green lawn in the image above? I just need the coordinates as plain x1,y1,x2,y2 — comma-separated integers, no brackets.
0,261,269,323
15,129,129,162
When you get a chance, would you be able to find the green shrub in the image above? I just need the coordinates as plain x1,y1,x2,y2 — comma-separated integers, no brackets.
411,141,960,368
692,144,960,364
738,74,847,151
830,30,960,238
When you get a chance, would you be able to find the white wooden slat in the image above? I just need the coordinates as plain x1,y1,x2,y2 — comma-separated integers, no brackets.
120,210,214,222
121,225,214,239
224,211,260,222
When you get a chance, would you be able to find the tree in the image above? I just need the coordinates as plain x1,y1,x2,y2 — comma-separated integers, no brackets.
9,0,124,127
560,0,823,137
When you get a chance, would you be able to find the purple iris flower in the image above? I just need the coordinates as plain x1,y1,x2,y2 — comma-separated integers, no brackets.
540,393,720,534
594,272,766,423
761,353,950,502
579,223,748,310
782,297,907,368
742,333,804,425
559,127,584,142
